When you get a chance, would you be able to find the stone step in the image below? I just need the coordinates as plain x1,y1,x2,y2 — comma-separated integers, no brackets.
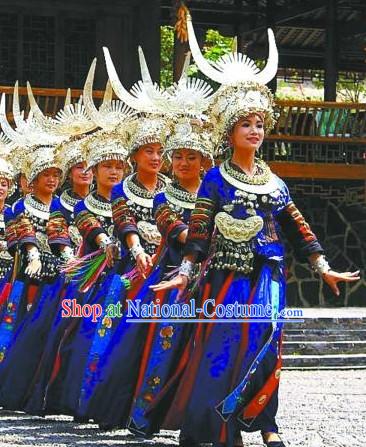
283,329,366,342
282,340,366,356
280,310,366,368
283,319,366,331
283,365,366,370
282,353,366,368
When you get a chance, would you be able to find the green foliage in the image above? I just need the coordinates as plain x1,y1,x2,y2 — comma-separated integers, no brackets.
160,26,174,88
336,73,366,102
160,25,233,88
203,29,234,61
305,72,366,102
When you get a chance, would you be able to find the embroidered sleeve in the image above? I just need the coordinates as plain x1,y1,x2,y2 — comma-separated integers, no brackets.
183,171,217,262
111,184,138,246
276,201,324,262
154,193,187,244
4,207,18,255
17,214,38,248
74,203,105,248
46,200,71,248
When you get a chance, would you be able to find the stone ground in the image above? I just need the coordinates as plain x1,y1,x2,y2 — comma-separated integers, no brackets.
0,369,364,447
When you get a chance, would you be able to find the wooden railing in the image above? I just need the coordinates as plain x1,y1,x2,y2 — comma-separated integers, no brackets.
0,85,105,119
268,99,366,143
1,86,365,181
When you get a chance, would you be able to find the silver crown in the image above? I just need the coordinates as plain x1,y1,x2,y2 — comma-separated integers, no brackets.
83,130,130,170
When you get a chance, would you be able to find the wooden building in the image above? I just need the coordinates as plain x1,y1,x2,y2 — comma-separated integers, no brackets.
0,0,365,307
0,0,365,99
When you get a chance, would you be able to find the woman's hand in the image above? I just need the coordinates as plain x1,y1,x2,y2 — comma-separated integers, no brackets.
149,274,189,300
322,270,360,296
105,243,119,268
25,258,42,277
136,252,153,278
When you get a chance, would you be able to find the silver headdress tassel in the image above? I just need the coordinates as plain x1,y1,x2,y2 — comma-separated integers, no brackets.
83,129,130,171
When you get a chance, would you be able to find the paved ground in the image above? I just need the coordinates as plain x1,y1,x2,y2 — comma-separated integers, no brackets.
0,369,364,447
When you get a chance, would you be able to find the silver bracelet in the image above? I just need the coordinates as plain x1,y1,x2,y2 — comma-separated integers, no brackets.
179,259,194,279
61,246,74,262
27,246,40,262
98,234,113,252
130,242,145,260
311,255,331,275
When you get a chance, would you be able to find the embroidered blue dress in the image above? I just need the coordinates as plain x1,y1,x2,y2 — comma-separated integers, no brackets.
127,182,198,436
0,194,65,410
72,173,169,426
0,204,16,309
38,191,124,416
24,188,86,415
0,205,14,284
159,161,323,446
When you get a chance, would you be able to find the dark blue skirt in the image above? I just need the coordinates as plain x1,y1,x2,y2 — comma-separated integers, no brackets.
0,275,64,410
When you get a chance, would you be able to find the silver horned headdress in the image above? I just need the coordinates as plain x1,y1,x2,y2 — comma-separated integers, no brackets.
83,58,137,131
27,82,97,137
186,13,278,144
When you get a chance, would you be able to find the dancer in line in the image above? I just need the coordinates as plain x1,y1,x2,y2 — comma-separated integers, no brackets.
75,116,171,428
0,144,66,410
128,117,213,437
150,17,360,447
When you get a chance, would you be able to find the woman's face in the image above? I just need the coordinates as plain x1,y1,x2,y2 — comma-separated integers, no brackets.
172,148,202,183
132,143,163,174
0,177,9,201
94,159,124,189
33,168,61,194
69,161,93,187
229,114,264,152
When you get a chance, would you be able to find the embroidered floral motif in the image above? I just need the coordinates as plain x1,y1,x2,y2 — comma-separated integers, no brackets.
160,325,174,350
141,376,162,406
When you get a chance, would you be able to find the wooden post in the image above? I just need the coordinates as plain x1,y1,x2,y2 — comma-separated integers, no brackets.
55,13,65,88
95,13,125,90
173,36,189,83
16,13,23,84
324,0,337,101
137,0,161,84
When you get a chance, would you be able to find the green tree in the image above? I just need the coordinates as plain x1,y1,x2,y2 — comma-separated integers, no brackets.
160,26,174,88
160,26,233,88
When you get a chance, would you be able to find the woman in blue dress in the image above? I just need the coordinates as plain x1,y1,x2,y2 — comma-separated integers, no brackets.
73,116,171,427
35,130,128,417
0,155,16,308
127,117,213,437
49,138,93,252
23,138,94,415
0,144,66,410
150,18,360,447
